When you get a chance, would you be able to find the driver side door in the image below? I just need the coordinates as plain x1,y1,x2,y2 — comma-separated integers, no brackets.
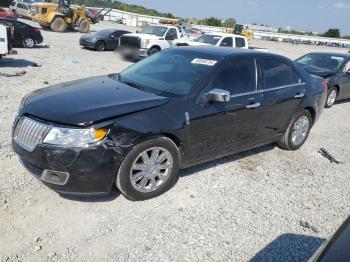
189,57,263,162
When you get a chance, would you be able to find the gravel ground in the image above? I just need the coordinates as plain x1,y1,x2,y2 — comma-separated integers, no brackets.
0,19,349,262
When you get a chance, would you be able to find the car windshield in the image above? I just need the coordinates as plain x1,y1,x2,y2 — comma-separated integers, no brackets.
94,29,114,36
119,50,218,97
296,54,345,71
194,35,221,45
139,26,167,37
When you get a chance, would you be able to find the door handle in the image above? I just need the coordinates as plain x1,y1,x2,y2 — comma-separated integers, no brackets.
246,102,261,109
294,93,305,98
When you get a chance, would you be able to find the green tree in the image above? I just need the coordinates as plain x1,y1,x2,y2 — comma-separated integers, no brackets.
199,17,222,27
223,18,236,28
322,28,341,38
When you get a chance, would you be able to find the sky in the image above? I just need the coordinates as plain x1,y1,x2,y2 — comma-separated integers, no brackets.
120,0,350,35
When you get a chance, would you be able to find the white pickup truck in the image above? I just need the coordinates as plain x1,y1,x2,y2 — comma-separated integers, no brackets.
119,24,193,59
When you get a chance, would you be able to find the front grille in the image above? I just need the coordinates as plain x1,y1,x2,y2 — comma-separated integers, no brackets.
120,36,141,48
13,117,51,152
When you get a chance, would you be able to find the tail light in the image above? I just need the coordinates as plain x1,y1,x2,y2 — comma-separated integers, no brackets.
33,28,40,33
322,79,329,90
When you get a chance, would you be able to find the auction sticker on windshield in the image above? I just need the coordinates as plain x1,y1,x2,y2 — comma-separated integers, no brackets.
191,58,218,66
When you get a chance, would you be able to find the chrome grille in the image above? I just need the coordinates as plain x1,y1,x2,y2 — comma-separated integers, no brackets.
13,117,51,152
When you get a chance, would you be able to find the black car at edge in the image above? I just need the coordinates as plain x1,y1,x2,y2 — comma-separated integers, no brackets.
0,18,43,48
12,47,327,200
296,52,350,108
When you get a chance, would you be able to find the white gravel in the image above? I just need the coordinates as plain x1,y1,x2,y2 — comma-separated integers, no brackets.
0,19,349,262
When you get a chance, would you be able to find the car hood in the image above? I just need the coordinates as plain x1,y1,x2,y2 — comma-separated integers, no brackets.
177,40,211,46
301,65,336,78
21,74,170,127
123,33,160,40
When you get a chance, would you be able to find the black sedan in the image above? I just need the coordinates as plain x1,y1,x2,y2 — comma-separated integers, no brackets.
12,47,326,201
0,18,43,48
296,52,350,108
79,29,130,51
309,216,350,261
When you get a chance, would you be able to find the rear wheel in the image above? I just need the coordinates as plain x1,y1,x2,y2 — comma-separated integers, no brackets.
116,137,180,201
78,19,90,33
325,87,338,108
23,37,35,48
95,41,105,51
277,110,312,151
50,17,67,32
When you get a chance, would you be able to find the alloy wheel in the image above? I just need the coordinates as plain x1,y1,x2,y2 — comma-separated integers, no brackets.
291,116,310,146
327,89,337,107
130,147,173,193
24,38,35,48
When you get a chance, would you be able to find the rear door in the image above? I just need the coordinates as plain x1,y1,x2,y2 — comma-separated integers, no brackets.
257,58,305,141
338,61,350,99
190,57,262,161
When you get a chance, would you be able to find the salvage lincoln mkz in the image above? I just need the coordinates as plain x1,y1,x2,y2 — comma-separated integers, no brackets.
12,47,327,200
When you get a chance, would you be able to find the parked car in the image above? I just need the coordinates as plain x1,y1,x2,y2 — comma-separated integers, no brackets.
296,52,350,108
9,1,31,19
309,216,350,261
0,18,43,48
119,25,193,60
0,7,17,19
80,29,130,51
12,47,327,200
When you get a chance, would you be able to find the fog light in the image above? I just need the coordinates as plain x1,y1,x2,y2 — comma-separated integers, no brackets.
41,170,69,185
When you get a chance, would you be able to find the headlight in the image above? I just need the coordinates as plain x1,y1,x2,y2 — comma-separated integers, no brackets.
43,127,107,147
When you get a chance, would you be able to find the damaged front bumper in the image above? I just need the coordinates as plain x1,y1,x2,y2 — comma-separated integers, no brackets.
12,140,125,196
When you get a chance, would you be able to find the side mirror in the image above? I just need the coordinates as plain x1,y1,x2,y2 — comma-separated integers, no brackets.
346,69,350,74
206,89,231,103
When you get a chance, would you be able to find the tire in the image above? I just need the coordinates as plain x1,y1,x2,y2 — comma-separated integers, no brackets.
23,37,35,48
95,41,105,51
50,17,67,32
277,110,313,151
78,19,90,33
149,47,160,55
116,137,180,201
325,87,338,108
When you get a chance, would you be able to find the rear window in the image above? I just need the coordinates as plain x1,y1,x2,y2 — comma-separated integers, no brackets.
296,53,345,71
235,37,246,48
262,59,299,89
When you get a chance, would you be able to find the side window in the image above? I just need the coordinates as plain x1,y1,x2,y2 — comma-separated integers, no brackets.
166,28,177,39
262,59,299,89
17,3,25,9
220,37,233,47
212,58,256,95
235,37,246,48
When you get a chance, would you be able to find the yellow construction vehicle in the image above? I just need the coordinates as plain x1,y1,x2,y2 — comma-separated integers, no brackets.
30,0,99,33
234,24,253,41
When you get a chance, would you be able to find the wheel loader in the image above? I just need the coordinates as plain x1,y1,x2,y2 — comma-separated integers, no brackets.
30,0,101,33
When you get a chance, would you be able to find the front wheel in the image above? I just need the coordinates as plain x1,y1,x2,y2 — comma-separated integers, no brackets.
95,41,105,51
277,110,313,151
325,87,338,108
149,47,160,55
116,137,180,201
50,17,67,32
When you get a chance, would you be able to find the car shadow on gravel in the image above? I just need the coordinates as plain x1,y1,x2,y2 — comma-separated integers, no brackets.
250,233,325,262
179,144,275,178
60,190,121,203
0,58,36,68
